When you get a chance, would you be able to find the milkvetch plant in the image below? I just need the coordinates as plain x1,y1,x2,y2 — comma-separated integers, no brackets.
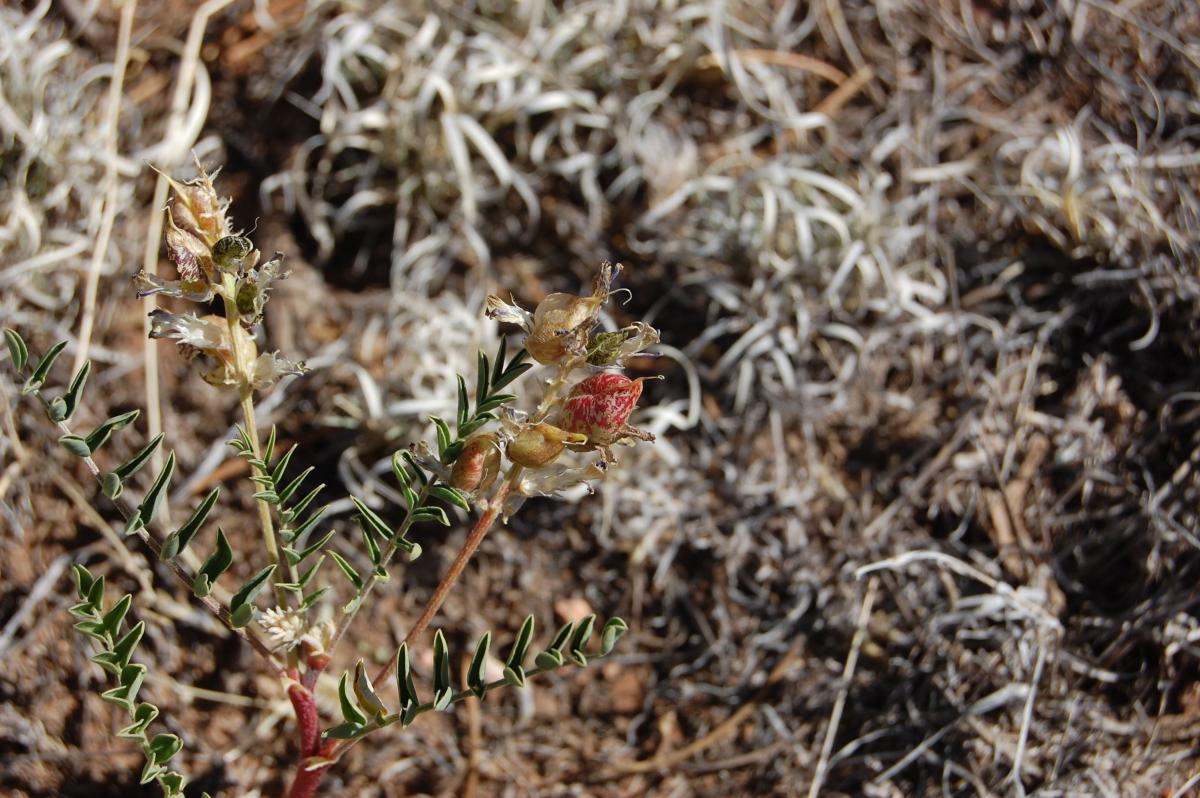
3,164,661,797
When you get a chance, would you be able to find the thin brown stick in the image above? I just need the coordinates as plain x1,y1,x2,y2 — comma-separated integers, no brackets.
139,0,235,494
462,655,482,798
808,576,878,798
696,49,848,84
74,0,137,373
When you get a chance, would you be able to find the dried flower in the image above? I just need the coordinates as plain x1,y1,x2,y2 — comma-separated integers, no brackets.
148,309,304,390
506,423,587,468
235,255,287,322
525,292,605,364
163,165,229,246
164,214,214,284
518,262,620,365
249,352,307,390
560,373,652,446
133,270,214,302
450,433,502,493
485,295,534,331
586,322,660,366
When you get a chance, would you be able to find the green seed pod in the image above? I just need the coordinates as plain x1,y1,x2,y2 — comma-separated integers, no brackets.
212,236,252,271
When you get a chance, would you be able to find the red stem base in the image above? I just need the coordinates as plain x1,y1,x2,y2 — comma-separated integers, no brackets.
285,683,335,798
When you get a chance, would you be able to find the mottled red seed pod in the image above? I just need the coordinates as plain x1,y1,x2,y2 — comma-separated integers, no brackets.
560,373,648,446
450,433,502,492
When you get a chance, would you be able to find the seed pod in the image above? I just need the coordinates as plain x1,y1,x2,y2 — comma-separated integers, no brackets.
560,373,649,446
507,423,586,468
525,293,604,364
450,433,502,492
213,236,253,271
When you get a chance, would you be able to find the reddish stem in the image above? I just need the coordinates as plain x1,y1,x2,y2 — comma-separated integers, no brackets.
372,476,514,685
285,683,334,798
288,475,517,795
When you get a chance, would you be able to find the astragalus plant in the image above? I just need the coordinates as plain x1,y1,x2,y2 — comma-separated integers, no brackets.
3,166,661,797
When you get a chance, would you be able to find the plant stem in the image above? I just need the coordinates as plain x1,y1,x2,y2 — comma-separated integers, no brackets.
371,470,519,685
326,482,433,658
285,683,334,798
220,274,287,610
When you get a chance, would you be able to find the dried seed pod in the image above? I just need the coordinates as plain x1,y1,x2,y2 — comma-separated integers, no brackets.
450,433,502,492
507,423,587,468
525,293,604,364
560,373,650,446
165,167,228,245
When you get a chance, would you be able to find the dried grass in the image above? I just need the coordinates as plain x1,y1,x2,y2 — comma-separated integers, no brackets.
2,0,1200,796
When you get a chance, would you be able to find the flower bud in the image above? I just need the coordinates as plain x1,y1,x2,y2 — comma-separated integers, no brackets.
526,293,604,364
450,433,502,492
507,423,587,468
560,373,649,446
